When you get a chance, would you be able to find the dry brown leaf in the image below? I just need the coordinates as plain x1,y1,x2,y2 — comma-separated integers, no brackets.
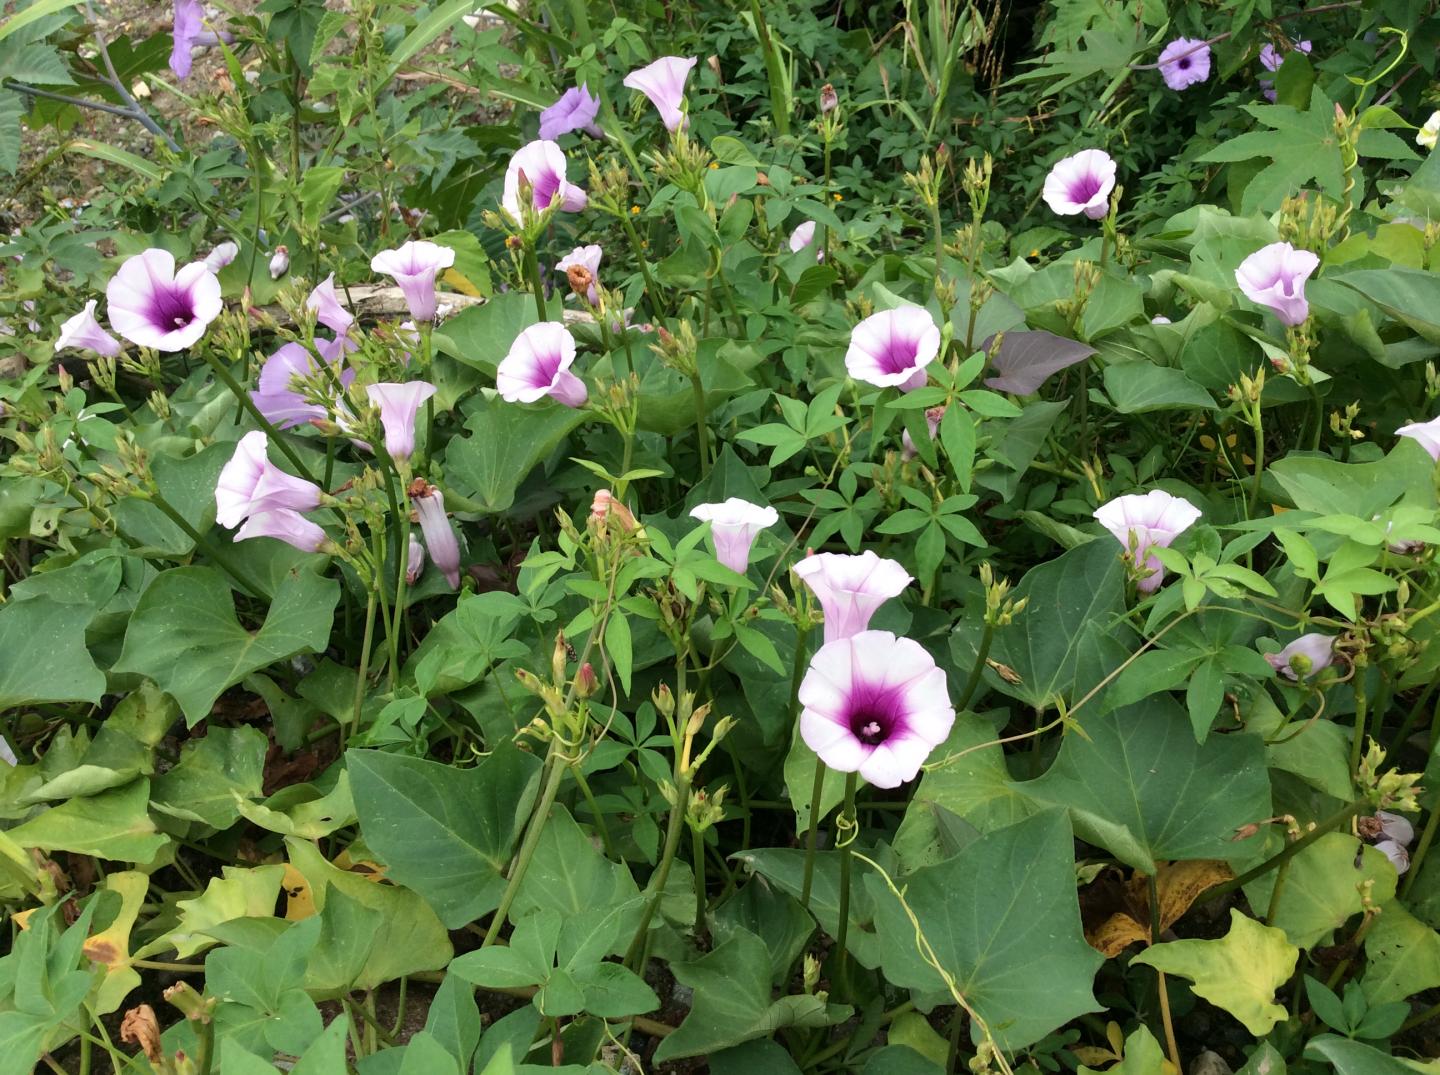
1085,860,1234,957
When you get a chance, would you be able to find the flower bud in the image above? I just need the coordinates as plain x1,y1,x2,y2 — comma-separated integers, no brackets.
819,83,838,114
268,245,290,279
574,662,598,698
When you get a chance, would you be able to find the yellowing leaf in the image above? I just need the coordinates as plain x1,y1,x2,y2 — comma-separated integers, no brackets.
442,268,484,298
82,871,149,1014
149,864,286,959
283,862,317,921
1078,1024,1176,1074
1134,909,1297,1035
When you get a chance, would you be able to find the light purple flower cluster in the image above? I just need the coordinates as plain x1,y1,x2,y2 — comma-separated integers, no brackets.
215,431,328,553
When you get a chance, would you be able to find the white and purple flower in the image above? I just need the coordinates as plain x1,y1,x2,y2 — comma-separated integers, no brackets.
623,56,697,132
502,140,588,224
203,241,238,274
235,509,328,553
794,551,913,644
688,498,779,574
1264,633,1336,681
251,341,354,429
55,300,121,358
1236,242,1320,327
215,431,323,528
1093,490,1203,593
1397,415,1440,461
789,220,823,260
799,630,955,789
496,322,587,408
539,84,603,140
1158,38,1211,91
1042,149,1117,220
105,249,223,353
414,484,461,589
306,273,354,338
845,306,942,391
370,241,455,323
367,381,437,462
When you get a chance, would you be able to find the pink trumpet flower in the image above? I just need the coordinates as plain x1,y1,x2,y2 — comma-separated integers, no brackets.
793,551,913,644
688,498,779,574
1093,490,1202,593
215,431,323,528
55,300,121,358
370,241,455,322
623,56,698,132
845,306,942,391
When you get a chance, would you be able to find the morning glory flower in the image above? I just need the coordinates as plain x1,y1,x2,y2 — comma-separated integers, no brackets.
306,273,354,338
1235,242,1320,327
169,0,204,79
1418,111,1440,151
623,56,697,132
496,322,587,407
55,300,121,358
371,241,455,323
235,509,327,553
793,551,913,644
105,249,223,352
406,534,426,584
251,341,354,429
1093,490,1203,593
789,220,816,252
845,306,942,391
215,431,323,528
688,498,780,574
1264,633,1336,681
1042,149,1117,220
901,405,946,461
1397,415,1440,460
798,630,955,789
203,241,238,274
555,245,602,305
502,140,588,224
539,84,603,140
367,382,437,462
413,483,461,589
1158,38,1211,91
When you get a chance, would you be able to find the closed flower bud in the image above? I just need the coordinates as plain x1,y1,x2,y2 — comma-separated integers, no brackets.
820,83,838,114
268,246,289,279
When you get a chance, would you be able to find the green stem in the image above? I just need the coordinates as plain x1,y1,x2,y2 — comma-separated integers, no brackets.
693,826,707,937
195,1014,215,1075
834,770,859,993
198,350,321,486
483,743,568,947
1202,802,1367,903
955,619,994,712
1265,853,1294,925
623,768,692,968
619,212,663,314
148,492,269,598
572,763,617,859
1401,797,1440,900
523,244,547,322
1350,675,1368,778
690,371,710,478
350,587,378,744
747,0,791,137
1248,409,1266,518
